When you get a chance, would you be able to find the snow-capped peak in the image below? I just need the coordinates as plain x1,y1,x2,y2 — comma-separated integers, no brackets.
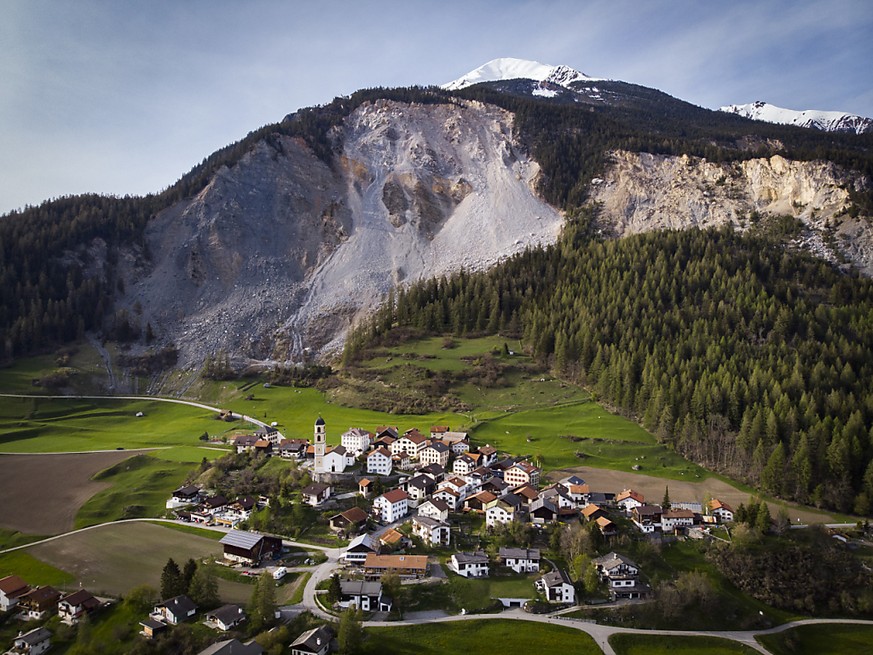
719,100,873,135
442,57,599,91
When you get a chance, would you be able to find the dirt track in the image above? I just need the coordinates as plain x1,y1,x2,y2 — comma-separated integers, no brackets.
0,451,136,535
551,465,837,524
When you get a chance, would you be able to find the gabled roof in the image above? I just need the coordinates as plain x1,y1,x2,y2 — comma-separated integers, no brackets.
0,575,29,596
595,516,616,529
198,638,263,655
616,489,645,503
220,531,265,550
60,589,99,609
424,441,450,453
233,435,258,446
206,604,246,626
582,504,604,518
379,528,405,545
514,484,539,500
430,425,450,434
379,488,409,504
420,498,450,513
412,515,448,529
346,533,379,553
301,482,331,497
158,594,196,616
15,627,51,646
452,551,488,565
203,495,229,509
478,445,497,456
709,498,734,512
21,586,60,606
173,484,201,496
499,547,541,560
291,626,333,654
339,507,369,524
662,509,695,519
593,552,639,571
340,580,382,597
368,447,392,458
541,569,572,588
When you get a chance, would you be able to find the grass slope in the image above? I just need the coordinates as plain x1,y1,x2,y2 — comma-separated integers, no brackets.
757,623,873,655
0,550,76,587
610,634,760,655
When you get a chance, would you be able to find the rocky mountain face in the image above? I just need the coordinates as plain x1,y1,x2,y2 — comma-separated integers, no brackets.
121,99,562,370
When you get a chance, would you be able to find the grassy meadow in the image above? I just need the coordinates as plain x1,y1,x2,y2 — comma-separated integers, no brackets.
609,634,761,655
757,623,873,655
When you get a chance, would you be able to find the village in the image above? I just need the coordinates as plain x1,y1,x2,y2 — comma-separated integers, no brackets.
1,415,746,655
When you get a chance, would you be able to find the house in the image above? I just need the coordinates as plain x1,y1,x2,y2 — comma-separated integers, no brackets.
362,554,429,580
18,586,60,620
429,425,450,439
329,507,369,534
513,483,540,505
483,477,509,496
301,482,332,507
530,497,559,525
276,439,308,459
499,547,540,573
152,595,197,625
595,516,618,537
632,504,663,533
379,528,408,551
411,515,451,547
563,481,590,506
254,425,281,444
372,434,397,451
233,435,259,453
374,426,399,441
205,604,247,631
438,476,472,501
339,580,391,612
419,441,450,468
402,474,436,507
539,485,575,510
581,504,607,523
220,531,283,566
358,478,374,498
322,446,354,473
290,625,334,655
57,589,101,625
593,552,639,578
418,462,446,483
197,639,263,655
392,451,413,471
431,487,460,511
341,428,373,456
464,490,498,513
476,445,498,467
450,551,489,578
593,552,650,601
417,499,450,522
372,489,409,523
202,494,230,514
504,461,540,488
615,489,646,513
452,454,476,476
486,494,524,527
167,484,201,509
390,430,428,460
0,575,29,612
367,448,393,476
537,569,575,604
6,627,51,655
661,509,695,533
438,431,470,454
343,533,380,565
708,499,735,523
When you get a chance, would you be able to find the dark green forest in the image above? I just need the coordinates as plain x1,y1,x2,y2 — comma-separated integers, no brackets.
345,210,873,515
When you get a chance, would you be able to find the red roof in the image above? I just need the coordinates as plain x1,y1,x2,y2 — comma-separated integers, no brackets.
381,489,409,504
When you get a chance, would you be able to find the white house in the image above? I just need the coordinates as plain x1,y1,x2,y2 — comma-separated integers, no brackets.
152,595,197,625
417,499,450,522
205,604,247,632
450,551,489,578
57,589,100,625
432,487,460,511
419,441,450,468
538,569,575,604
451,454,476,476
367,447,393,476
343,534,380,565
300,482,332,507
499,547,541,573
411,515,451,547
708,499,735,523
0,575,29,612
661,509,695,533
438,476,472,501
8,627,51,655
290,625,333,655
372,489,409,523
322,446,354,473
486,495,523,527
504,461,540,488
593,552,650,600
402,474,435,507
477,445,498,467
341,427,373,456
339,580,390,612
615,489,646,513
390,430,429,459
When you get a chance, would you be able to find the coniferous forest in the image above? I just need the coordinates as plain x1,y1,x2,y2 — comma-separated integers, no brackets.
345,209,873,515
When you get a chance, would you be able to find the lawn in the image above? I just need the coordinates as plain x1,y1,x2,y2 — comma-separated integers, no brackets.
757,623,873,655
0,549,76,587
359,619,602,655
610,634,760,655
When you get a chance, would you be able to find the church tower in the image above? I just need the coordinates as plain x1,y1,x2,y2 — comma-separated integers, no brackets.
313,416,326,478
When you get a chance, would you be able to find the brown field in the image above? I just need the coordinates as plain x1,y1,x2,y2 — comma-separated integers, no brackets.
0,451,142,535
553,465,838,524
28,522,259,603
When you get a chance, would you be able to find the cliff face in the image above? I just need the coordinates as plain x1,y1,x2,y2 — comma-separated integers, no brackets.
122,99,563,370
588,151,873,273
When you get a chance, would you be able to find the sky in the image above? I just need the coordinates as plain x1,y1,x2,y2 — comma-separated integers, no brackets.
1,0,871,215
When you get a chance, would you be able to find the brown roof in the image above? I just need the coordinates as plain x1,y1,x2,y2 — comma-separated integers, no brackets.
340,507,369,523
363,553,428,571
616,489,645,503
468,490,497,504
709,499,734,512
0,575,29,597
60,589,100,610
402,431,428,445
569,483,590,494
582,504,604,518
379,528,405,545
381,489,409,504
369,447,392,458
663,509,695,519
359,478,373,487
430,426,450,433
514,484,539,500
478,446,497,456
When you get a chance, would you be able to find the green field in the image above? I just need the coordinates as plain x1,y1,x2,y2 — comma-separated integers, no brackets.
610,634,760,655
757,623,873,655
359,619,602,655
0,549,76,587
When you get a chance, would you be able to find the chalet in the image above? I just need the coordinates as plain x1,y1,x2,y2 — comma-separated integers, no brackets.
418,462,446,483
57,589,101,625
276,439,308,459
708,499,735,523
367,448,393,476
167,484,201,509
564,482,590,506
450,551,489,578
402,474,436,507
593,552,650,600
152,595,197,625
417,498,450,522
632,504,663,533
205,604,247,631
537,569,575,604
358,477,374,498
362,554,428,580
339,580,391,612
329,507,369,534
18,586,60,620
411,515,451,547
390,430,429,459
301,482,332,507
595,516,618,537
616,489,646,513
486,494,524,527
322,446,354,473
220,531,283,566
581,504,607,523
7,627,51,655
452,454,476,476
0,575,29,611
343,533,380,565
372,489,409,523
429,425,450,439
594,552,639,578
341,428,373,456
499,547,541,573
290,625,334,655
464,490,498,513
233,435,259,453
372,434,397,451
504,461,540,488
419,441,450,468
432,487,460,511
661,509,695,533
198,639,263,655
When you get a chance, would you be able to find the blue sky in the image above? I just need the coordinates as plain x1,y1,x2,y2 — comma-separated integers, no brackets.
1,0,871,215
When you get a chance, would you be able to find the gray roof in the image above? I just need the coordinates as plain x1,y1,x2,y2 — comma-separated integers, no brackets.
593,552,639,571
542,569,572,588
340,580,382,597
499,547,541,560
159,594,197,616
453,551,488,565
198,638,263,655
16,627,51,646
291,625,333,653
207,604,246,626
346,533,378,553
413,515,447,529
220,531,265,550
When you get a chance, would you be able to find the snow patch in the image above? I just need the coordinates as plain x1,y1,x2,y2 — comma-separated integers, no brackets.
443,57,603,90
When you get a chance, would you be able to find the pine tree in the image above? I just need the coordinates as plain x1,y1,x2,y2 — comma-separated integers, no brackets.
662,485,671,510
160,558,185,599
188,566,220,609
182,558,198,592
337,607,363,654
327,574,342,605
